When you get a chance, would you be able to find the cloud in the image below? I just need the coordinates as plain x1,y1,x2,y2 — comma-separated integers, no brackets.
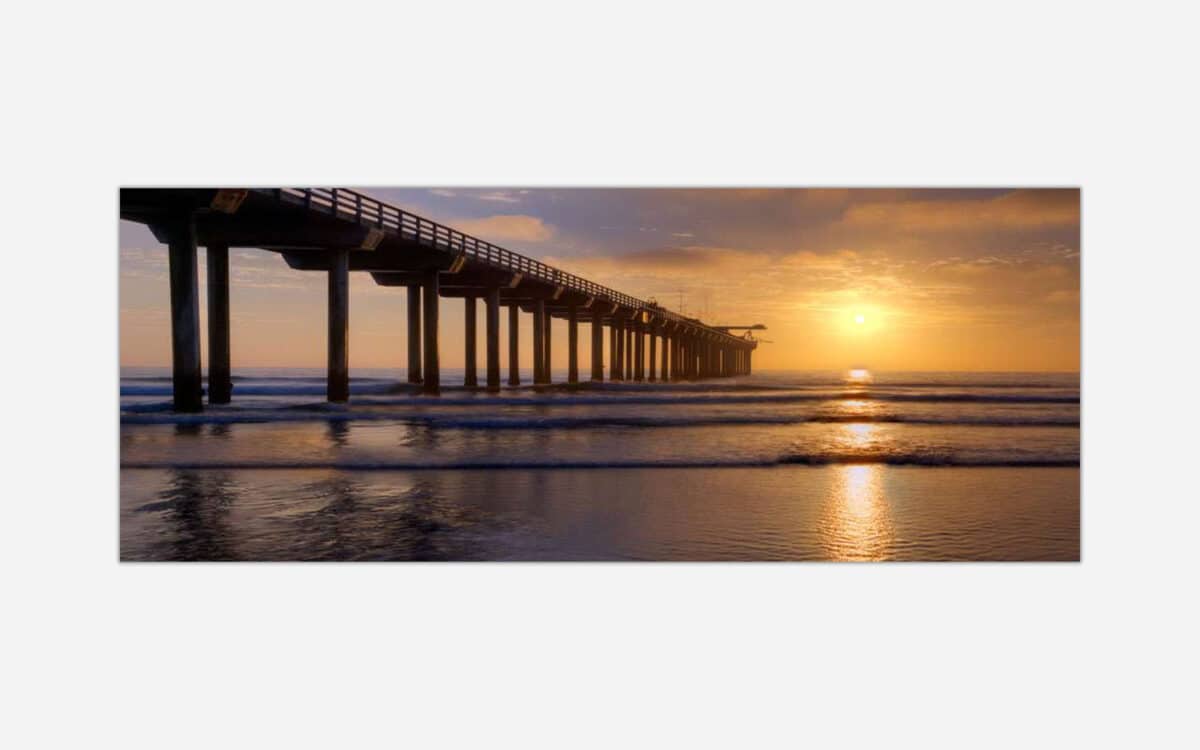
541,237,1078,339
455,214,555,243
550,246,772,277
1045,289,1080,304
841,189,1079,232
426,188,520,203
121,245,319,291
477,191,522,203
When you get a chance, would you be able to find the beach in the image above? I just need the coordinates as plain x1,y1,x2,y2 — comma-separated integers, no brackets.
120,368,1080,561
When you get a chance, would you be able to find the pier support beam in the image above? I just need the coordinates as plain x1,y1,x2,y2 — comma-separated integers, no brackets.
327,250,350,402
614,322,621,381
422,270,440,395
648,326,657,381
543,309,553,383
660,329,669,382
591,315,604,381
463,296,478,387
486,288,501,392
533,300,545,384
407,285,422,384
567,303,579,384
507,303,520,385
610,320,620,380
615,318,625,381
634,321,644,381
621,318,628,381
628,324,638,379
166,214,203,412
206,244,231,404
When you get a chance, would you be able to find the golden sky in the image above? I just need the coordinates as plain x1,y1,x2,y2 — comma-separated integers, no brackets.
120,188,1079,372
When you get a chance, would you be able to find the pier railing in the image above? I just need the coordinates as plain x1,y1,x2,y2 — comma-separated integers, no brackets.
260,187,740,341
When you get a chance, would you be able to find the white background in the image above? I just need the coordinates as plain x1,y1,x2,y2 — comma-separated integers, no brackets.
2,1,1198,748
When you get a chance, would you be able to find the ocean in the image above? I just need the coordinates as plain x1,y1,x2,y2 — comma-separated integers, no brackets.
119,368,1080,561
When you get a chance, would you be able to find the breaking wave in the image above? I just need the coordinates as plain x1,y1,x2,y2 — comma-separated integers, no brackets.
121,453,1079,470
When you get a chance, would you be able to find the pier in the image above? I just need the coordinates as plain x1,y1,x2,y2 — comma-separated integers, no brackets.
120,188,758,412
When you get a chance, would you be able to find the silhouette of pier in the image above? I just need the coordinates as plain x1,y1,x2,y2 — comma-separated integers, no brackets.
120,188,758,412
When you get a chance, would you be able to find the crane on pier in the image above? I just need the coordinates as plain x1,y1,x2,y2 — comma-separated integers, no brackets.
711,323,767,341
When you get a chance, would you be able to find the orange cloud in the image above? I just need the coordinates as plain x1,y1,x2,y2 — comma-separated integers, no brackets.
455,214,554,243
842,189,1079,232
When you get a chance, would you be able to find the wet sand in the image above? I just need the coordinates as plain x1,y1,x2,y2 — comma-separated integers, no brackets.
121,466,1079,561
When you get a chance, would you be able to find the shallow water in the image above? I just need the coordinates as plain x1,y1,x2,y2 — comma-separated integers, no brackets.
120,467,1079,561
120,369,1080,560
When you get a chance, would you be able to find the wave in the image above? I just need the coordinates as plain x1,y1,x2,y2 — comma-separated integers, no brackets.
584,379,1075,391
121,388,1079,405
121,374,1076,389
120,409,1079,428
120,454,1080,470
121,382,406,397
120,375,398,384
406,414,1080,429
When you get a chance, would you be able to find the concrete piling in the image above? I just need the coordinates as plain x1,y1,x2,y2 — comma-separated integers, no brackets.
166,214,203,412
610,319,618,381
464,296,477,387
327,250,350,402
628,324,638,379
634,321,644,381
533,300,545,384
206,244,232,404
662,332,670,380
591,314,604,381
422,270,439,395
648,326,657,381
407,285,422,384
567,303,579,384
543,308,552,383
486,288,501,392
507,303,520,386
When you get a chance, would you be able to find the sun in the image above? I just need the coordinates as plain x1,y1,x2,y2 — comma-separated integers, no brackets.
836,306,883,334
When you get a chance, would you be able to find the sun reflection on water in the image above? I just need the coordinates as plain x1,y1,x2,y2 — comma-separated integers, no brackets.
820,464,894,561
845,422,875,446
835,421,885,456
846,368,873,383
